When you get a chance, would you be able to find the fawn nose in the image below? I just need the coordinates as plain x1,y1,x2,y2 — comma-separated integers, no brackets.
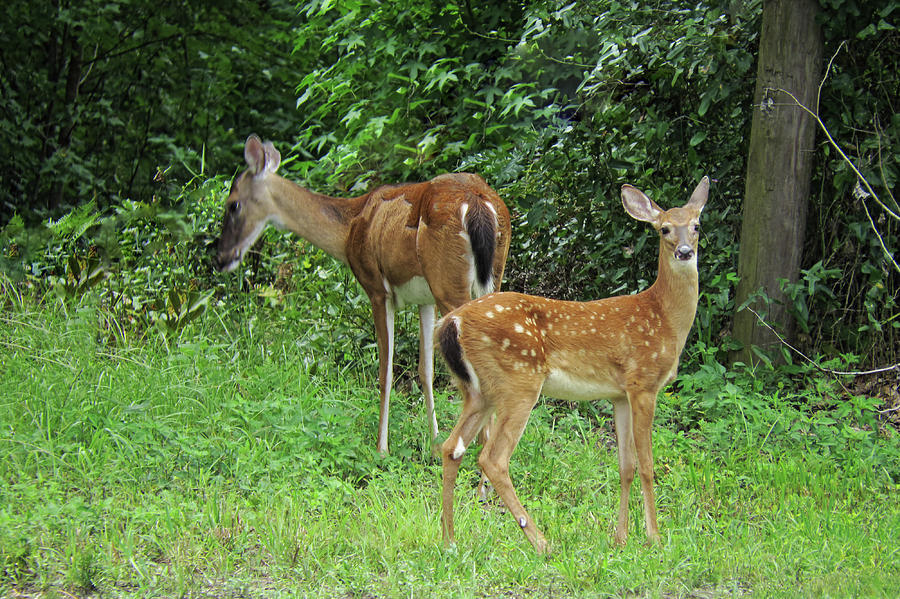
674,245,694,261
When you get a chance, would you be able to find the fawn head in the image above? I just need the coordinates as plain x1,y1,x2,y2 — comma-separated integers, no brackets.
216,135,282,272
621,177,709,266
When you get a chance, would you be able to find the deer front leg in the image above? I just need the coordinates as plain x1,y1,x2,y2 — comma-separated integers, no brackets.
441,388,490,546
612,397,637,545
630,390,661,544
417,304,439,443
372,296,395,455
478,394,548,554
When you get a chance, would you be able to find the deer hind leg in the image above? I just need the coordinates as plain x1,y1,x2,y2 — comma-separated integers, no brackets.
440,387,490,546
417,304,439,443
371,296,395,455
476,415,494,500
612,397,636,545
630,389,661,544
433,295,494,496
477,391,548,554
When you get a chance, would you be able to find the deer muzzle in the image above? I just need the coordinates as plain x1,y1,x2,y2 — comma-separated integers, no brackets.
216,247,241,272
674,244,694,261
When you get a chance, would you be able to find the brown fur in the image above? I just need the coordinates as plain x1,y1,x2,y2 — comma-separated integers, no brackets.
217,135,511,454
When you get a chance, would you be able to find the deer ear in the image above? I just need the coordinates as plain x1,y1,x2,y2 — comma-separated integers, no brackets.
621,184,662,223
244,134,266,175
685,176,709,212
262,141,281,174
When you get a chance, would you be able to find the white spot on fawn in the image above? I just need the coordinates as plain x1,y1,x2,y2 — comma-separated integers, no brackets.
486,311,495,318
514,323,524,333
495,304,505,312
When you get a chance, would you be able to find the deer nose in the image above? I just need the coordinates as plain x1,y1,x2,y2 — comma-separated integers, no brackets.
215,248,238,272
674,245,694,261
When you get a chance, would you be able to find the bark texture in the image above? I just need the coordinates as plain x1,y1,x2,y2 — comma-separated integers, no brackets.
732,0,823,365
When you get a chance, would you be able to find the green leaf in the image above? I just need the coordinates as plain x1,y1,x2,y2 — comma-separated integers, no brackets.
698,93,712,117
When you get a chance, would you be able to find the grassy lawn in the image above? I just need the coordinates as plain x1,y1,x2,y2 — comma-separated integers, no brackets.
2,288,898,598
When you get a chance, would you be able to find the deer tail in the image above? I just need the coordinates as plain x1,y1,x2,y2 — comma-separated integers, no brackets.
463,196,498,296
437,316,471,385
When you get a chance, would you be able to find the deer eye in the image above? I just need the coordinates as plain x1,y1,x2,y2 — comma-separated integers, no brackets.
693,224,700,233
229,202,241,215
660,226,670,235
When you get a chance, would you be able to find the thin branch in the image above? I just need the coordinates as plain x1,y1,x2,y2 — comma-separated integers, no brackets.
875,117,899,213
82,33,184,67
772,87,899,221
815,40,845,115
766,86,900,274
746,306,899,377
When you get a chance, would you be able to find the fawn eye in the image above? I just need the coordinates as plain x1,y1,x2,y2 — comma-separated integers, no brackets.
229,202,241,215
660,226,670,235
693,224,700,233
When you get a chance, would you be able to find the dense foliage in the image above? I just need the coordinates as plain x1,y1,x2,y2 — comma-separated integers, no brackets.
0,0,897,367
0,0,299,218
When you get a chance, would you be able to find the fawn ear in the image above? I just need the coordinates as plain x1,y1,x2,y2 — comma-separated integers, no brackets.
621,184,662,223
685,176,709,213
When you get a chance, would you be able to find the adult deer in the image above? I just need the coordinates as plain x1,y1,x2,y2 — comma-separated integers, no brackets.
437,176,709,553
217,135,511,455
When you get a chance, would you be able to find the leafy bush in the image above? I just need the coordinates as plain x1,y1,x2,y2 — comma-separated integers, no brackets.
0,0,301,220
802,4,899,366
1,0,896,372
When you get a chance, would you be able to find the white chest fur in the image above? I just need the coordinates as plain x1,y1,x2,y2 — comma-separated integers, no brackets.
389,276,435,307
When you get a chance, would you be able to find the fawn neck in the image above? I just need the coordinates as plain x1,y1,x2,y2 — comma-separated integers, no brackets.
267,175,366,264
645,238,700,354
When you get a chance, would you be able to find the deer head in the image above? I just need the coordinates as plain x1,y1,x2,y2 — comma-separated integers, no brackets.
216,134,283,272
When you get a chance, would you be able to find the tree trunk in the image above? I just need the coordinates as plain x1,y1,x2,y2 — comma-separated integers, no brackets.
731,0,823,365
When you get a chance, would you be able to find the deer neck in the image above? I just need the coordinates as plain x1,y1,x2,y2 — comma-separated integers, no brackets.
647,241,699,353
266,175,365,264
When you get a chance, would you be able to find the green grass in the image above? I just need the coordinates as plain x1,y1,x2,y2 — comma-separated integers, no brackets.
1,287,899,598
